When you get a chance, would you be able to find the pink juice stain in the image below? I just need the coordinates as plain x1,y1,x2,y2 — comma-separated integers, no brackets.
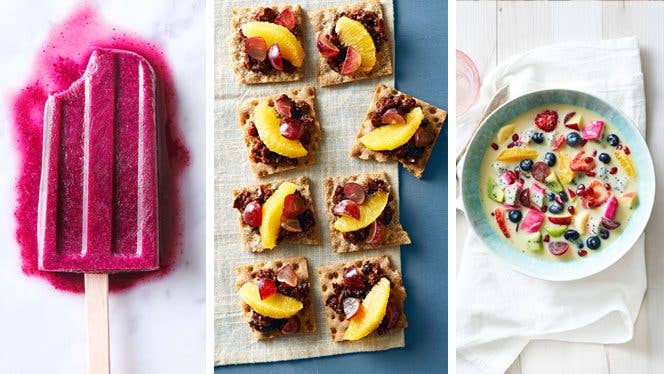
10,5,190,293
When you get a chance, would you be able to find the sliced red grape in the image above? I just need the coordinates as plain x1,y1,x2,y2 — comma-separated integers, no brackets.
341,46,361,75
282,193,306,218
414,127,435,148
280,218,303,233
242,201,262,227
343,266,366,290
274,8,296,31
343,297,361,320
601,217,621,230
333,199,360,220
279,117,305,140
243,37,267,61
275,95,294,118
548,241,569,256
268,44,283,70
343,182,366,204
316,33,340,58
277,264,298,287
366,220,385,244
380,108,406,125
281,316,300,334
257,278,277,300
518,188,531,207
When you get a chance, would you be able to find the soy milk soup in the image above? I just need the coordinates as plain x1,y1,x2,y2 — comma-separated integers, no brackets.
479,105,639,260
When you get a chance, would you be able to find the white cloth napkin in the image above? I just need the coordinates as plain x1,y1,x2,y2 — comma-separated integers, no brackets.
456,37,647,374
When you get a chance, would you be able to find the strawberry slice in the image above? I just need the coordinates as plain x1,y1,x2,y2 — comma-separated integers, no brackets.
495,207,510,238
534,110,558,132
548,215,572,225
552,134,566,150
582,180,610,209
570,150,596,172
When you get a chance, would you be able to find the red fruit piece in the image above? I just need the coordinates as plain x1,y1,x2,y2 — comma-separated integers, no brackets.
279,117,305,140
343,266,366,290
343,297,361,320
268,44,283,70
552,134,566,150
563,112,576,124
565,123,580,131
601,217,621,230
531,161,551,182
548,215,572,225
274,8,296,30
548,241,569,256
341,46,361,75
281,317,300,334
382,300,400,330
343,182,366,204
366,220,385,244
316,33,340,58
280,218,303,232
381,108,406,125
578,249,588,257
257,278,277,300
242,201,262,227
568,188,577,199
414,127,436,148
518,189,531,207
491,143,499,150
534,110,558,132
275,95,294,118
570,151,596,172
277,264,298,287
282,193,306,218
333,199,361,220
582,180,610,209
244,37,268,61
494,207,510,238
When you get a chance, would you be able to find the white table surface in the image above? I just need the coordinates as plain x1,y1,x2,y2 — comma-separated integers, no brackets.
0,0,205,372
457,2,664,373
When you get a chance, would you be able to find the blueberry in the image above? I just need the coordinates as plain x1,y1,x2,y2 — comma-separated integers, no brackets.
532,132,544,144
520,159,534,171
548,202,564,214
577,242,584,249
544,152,557,167
598,153,611,163
566,132,582,147
547,192,556,201
607,134,620,146
599,228,610,240
558,191,569,202
564,229,580,241
508,210,522,223
586,236,601,250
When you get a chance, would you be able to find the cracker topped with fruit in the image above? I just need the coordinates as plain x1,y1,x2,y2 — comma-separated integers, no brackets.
324,172,410,253
351,84,447,178
318,255,407,342
237,257,316,339
238,86,321,177
233,176,319,252
230,5,305,84
309,0,393,86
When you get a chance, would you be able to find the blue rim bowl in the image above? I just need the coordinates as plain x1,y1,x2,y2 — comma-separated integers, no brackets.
461,89,655,281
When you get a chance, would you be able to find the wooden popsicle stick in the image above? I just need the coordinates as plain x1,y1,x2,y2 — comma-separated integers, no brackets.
85,273,110,374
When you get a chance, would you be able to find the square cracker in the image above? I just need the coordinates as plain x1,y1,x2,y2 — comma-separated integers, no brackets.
237,86,321,177
350,84,447,178
229,5,304,84
323,172,410,253
309,0,393,87
318,254,408,342
232,176,320,252
236,256,317,340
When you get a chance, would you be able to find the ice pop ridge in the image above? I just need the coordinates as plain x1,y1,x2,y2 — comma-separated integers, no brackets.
37,48,159,273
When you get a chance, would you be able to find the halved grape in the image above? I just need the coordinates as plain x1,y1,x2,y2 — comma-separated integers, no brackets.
333,199,360,220
414,127,435,148
274,8,296,31
366,220,385,244
343,266,366,290
341,46,361,75
280,218,303,233
343,297,361,320
257,278,277,300
268,44,283,70
275,95,294,118
282,193,306,218
343,182,366,204
279,118,305,140
243,37,267,61
277,264,298,287
242,201,262,227
381,108,406,125
316,33,340,58
281,316,300,334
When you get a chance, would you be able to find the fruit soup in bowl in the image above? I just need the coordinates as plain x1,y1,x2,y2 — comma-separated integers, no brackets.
462,89,654,280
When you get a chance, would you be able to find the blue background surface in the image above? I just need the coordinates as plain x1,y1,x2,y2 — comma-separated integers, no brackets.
217,0,448,372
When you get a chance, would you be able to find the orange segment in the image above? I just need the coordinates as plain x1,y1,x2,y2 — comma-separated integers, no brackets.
334,191,389,233
496,147,538,162
335,16,376,72
253,103,307,158
241,21,305,67
614,150,636,177
260,182,297,249
238,282,303,319
343,278,391,340
359,107,424,151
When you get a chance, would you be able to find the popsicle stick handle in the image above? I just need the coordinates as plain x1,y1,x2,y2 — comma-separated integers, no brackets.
85,273,110,374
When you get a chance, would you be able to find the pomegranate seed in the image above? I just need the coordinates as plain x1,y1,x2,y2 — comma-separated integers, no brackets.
568,188,577,199
592,150,597,157
586,171,596,177
507,142,515,148
580,139,588,146
617,145,623,150
555,196,563,204
584,157,594,163
567,206,575,214
624,146,631,155
610,167,618,174
541,206,548,213
491,143,499,150
605,183,611,190
544,234,550,242
519,178,525,184
578,249,588,257
512,134,519,141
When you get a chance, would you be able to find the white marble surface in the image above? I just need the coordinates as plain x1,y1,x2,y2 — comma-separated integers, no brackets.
458,2,664,373
0,0,205,372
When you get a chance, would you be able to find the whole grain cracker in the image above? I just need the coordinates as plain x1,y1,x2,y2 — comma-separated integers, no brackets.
323,172,410,253
308,0,393,87
232,176,320,252
237,86,321,177
317,254,407,342
229,5,305,84
350,84,448,178
236,256,317,340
